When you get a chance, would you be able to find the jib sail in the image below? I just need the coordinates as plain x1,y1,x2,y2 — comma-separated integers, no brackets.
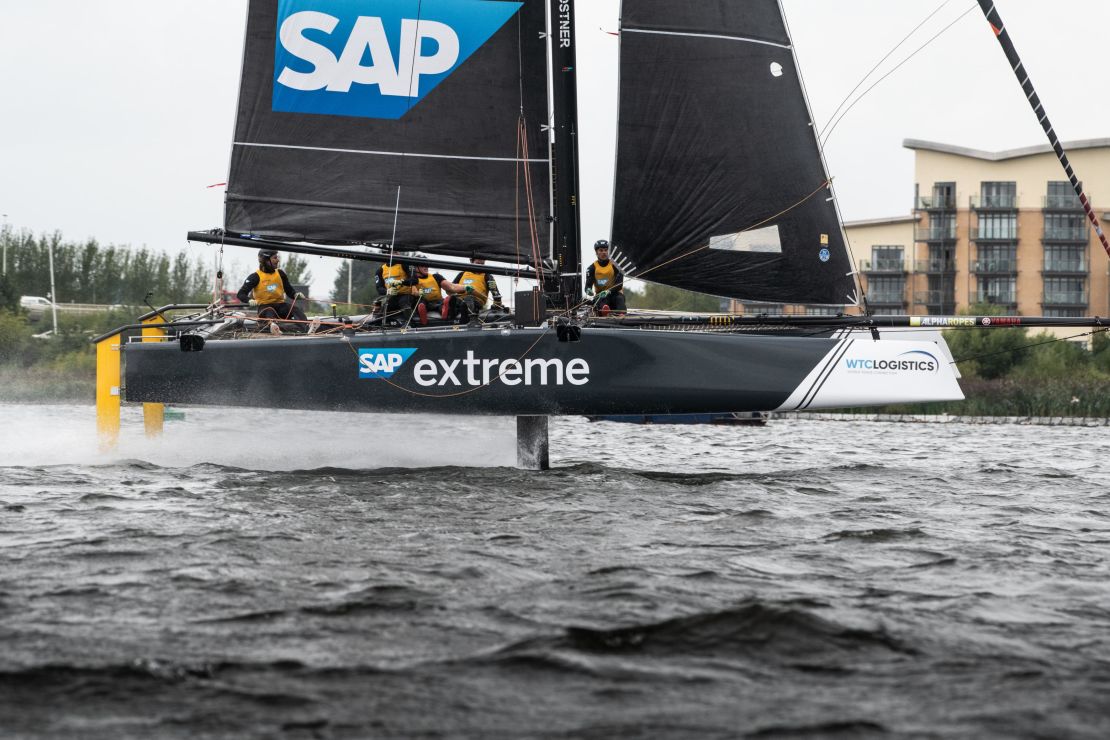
610,0,857,305
225,0,550,261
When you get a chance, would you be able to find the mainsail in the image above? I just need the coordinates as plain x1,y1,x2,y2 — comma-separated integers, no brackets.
225,0,550,261
611,0,857,305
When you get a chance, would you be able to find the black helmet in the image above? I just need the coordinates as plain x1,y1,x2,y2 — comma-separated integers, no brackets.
593,239,610,251
258,249,278,262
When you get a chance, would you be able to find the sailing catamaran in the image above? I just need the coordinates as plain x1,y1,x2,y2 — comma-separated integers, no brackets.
100,0,1106,464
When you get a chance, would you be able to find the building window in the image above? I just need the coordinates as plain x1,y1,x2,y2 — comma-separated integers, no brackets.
976,213,1017,239
869,245,904,272
1043,277,1087,305
1044,245,1086,272
976,276,1016,305
804,306,842,316
1046,181,1081,209
1044,307,1087,318
866,276,906,304
980,181,1016,208
976,244,1016,272
1044,212,1087,241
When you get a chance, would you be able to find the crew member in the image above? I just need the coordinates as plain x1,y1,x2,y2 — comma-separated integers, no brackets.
411,264,466,326
374,259,415,324
236,249,308,334
450,256,504,324
585,239,626,316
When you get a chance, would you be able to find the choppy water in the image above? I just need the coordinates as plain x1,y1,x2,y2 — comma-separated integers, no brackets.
1,404,1108,739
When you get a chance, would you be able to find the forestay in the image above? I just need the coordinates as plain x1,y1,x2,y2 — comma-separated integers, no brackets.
225,0,550,260
611,0,857,305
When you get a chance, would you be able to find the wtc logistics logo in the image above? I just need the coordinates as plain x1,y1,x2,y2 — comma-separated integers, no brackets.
843,350,939,374
273,0,522,119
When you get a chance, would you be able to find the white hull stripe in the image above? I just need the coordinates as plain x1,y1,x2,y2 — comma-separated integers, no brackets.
622,28,792,50
234,141,548,164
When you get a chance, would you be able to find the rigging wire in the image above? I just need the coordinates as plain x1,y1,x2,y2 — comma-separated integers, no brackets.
943,325,1107,367
818,0,954,138
821,3,979,148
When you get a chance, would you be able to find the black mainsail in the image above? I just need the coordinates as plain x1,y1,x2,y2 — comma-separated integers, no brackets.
610,0,857,305
225,0,550,261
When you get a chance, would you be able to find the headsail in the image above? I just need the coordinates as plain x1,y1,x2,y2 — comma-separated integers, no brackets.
610,0,857,305
225,0,550,261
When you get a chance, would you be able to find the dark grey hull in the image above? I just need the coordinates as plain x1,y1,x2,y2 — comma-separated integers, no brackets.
124,327,838,415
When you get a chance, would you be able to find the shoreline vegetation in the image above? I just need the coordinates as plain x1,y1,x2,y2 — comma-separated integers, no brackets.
1,233,1108,416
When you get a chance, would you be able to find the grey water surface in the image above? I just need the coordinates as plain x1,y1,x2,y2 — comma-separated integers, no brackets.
0,404,1108,738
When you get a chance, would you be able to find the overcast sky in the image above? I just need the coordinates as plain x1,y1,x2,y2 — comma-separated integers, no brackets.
2,1,1107,296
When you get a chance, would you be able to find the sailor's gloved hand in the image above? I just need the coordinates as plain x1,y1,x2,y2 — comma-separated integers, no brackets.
465,286,475,294
294,292,306,300
248,299,259,307
585,287,594,297
386,285,400,296
491,302,504,311
597,290,610,300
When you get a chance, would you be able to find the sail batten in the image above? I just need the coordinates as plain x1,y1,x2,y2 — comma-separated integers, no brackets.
611,0,856,305
233,141,549,164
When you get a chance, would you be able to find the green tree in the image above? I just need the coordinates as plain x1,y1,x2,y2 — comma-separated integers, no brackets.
943,303,1028,379
331,259,380,309
626,283,723,312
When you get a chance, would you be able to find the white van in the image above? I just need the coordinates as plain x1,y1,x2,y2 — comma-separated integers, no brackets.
19,296,54,320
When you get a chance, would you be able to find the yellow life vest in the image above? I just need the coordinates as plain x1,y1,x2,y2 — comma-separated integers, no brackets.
253,269,285,305
458,271,489,304
381,262,408,288
592,260,617,290
415,274,442,302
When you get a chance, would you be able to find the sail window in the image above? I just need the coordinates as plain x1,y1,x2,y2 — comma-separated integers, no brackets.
709,225,783,254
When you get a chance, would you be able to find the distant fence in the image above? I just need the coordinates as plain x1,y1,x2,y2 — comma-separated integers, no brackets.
776,412,1110,427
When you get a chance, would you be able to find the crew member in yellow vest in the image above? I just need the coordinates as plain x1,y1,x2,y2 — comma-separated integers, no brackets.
373,259,415,325
585,239,626,316
236,249,309,334
410,264,467,326
450,257,504,324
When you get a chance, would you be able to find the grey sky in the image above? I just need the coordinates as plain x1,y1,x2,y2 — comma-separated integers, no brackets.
2,1,1107,296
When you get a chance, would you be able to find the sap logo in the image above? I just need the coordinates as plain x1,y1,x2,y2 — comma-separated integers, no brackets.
844,350,939,374
274,0,523,120
358,348,417,378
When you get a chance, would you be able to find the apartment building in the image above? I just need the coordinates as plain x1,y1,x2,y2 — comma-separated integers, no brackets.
731,138,1110,319
854,138,1110,317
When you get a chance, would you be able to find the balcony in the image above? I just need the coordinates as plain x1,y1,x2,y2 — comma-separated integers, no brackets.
913,291,957,313
1042,226,1088,243
914,258,958,274
915,195,957,211
1043,194,1084,211
866,291,907,306
859,258,907,273
915,223,957,242
971,259,1017,274
975,292,1018,308
971,194,1019,210
972,228,1018,243
1042,291,1088,307
1042,257,1088,275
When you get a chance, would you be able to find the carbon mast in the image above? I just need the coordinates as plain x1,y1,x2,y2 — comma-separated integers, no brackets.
546,0,583,311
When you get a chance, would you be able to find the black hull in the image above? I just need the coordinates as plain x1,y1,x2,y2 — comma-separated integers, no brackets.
124,327,835,415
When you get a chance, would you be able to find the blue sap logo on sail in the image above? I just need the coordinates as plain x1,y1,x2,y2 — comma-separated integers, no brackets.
843,350,939,374
273,0,523,120
358,348,418,378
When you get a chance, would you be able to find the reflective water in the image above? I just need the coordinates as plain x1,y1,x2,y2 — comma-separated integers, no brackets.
1,405,1108,738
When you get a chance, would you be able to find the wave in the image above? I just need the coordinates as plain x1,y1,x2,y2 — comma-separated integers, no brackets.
481,600,917,671
822,527,926,543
